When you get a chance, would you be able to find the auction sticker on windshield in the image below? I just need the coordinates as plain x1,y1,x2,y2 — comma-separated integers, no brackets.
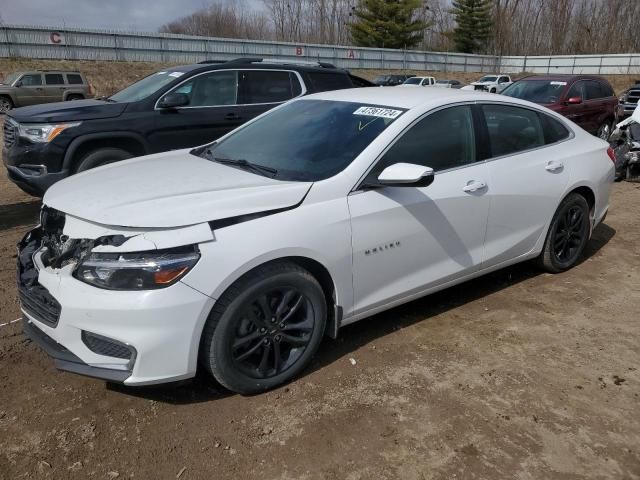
550,81,567,85
353,106,403,119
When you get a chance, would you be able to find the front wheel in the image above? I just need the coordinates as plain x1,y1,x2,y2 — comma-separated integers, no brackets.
537,193,590,273
597,120,613,140
75,147,133,173
201,262,327,394
0,96,13,113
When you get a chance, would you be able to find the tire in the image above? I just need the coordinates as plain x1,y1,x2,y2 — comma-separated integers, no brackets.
0,96,13,114
75,148,133,173
537,193,590,273
627,165,640,183
597,119,613,140
200,261,327,394
66,94,83,101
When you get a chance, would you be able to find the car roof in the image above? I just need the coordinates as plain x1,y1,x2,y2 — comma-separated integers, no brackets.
172,59,351,75
518,74,608,82
305,86,508,110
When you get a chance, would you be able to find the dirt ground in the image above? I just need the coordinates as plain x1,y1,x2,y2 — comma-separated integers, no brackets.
1,111,640,479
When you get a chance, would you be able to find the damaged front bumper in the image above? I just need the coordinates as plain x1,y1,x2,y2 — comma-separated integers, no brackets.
18,207,216,386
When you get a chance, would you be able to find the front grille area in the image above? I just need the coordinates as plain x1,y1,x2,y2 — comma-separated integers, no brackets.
19,283,62,328
627,89,640,106
3,117,17,148
81,331,133,360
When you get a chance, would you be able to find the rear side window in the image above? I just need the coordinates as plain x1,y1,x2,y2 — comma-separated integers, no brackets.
482,104,544,157
308,72,352,92
585,81,605,100
20,74,42,86
45,74,65,85
370,105,476,176
66,74,83,85
597,81,614,97
538,113,571,144
239,71,301,104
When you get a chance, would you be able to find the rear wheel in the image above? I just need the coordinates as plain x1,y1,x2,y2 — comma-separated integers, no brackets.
200,262,327,394
66,94,84,101
75,147,133,173
537,193,590,273
0,96,13,113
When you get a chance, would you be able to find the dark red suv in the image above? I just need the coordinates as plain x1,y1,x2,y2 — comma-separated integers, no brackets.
502,75,618,139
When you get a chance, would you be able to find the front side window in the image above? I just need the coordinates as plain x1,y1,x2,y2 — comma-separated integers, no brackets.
368,105,476,180
478,76,497,83
566,81,584,100
20,74,42,86
171,71,238,107
45,74,64,85
482,104,544,157
239,71,300,104
197,100,405,181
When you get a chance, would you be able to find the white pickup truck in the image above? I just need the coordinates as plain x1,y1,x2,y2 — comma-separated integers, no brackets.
400,76,436,87
462,74,513,93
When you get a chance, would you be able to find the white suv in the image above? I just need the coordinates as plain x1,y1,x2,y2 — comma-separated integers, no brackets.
19,87,614,394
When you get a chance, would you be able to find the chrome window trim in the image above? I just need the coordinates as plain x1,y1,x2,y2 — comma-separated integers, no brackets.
153,68,307,111
351,100,576,193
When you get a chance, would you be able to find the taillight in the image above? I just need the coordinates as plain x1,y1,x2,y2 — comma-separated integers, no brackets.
88,83,95,96
607,147,616,163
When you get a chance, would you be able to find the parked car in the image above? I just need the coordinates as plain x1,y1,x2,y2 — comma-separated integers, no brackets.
501,75,618,139
3,58,374,196
435,79,464,89
20,87,614,394
609,104,640,181
400,76,436,87
461,74,512,93
0,70,94,113
373,74,414,86
616,80,640,120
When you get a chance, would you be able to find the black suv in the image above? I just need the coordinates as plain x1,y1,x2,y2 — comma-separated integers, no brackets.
372,75,415,86
3,58,373,196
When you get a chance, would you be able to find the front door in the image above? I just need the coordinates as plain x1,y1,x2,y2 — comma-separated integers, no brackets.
349,105,490,316
13,74,46,106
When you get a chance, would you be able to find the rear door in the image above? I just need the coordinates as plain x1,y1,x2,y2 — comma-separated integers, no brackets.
13,73,46,106
43,73,66,102
481,104,571,267
583,80,608,133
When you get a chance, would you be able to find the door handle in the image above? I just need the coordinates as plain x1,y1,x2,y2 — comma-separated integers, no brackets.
462,180,487,193
545,160,564,172
225,113,241,120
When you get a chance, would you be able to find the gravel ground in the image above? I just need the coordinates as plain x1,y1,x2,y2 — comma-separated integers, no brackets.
1,113,639,479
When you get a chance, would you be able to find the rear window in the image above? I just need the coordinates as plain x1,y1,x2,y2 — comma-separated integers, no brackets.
66,74,83,85
308,72,352,92
45,74,65,85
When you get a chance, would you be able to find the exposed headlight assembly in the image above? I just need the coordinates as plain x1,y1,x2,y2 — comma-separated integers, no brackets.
74,246,200,290
18,122,81,143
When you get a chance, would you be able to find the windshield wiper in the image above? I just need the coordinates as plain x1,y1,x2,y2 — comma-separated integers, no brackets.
212,156,278,178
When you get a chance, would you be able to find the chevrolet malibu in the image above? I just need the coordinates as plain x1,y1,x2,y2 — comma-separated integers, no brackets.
19,88,614,394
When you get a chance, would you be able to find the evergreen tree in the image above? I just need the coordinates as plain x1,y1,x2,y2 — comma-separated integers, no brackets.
451,0,493,53
350,0,429,49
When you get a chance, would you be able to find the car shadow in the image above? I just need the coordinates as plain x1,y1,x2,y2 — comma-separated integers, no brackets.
108,222,615,405
0,201,41,231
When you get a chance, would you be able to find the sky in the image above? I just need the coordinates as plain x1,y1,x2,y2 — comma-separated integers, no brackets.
0,0,230,32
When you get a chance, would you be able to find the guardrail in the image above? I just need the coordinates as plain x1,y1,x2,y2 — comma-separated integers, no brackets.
2,24,640,75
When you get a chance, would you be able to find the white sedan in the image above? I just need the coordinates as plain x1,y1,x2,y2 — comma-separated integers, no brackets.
19,88,614,394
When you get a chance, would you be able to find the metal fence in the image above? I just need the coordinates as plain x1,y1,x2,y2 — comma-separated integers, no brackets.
2,24,640,75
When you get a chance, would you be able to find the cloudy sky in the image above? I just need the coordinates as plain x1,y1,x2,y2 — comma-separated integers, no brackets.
0,0,234,32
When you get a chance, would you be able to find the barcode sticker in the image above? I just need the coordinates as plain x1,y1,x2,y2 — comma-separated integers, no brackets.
353,106,403,119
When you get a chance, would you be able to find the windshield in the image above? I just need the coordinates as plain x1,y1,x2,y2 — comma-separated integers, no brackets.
109,70,187,103
197,100,405,182
403,78,422,85
1,73,20,85
478,76,497,82
502,80,567,104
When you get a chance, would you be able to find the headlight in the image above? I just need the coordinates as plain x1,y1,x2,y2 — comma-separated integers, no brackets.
18,122,81,143
74,246,200,290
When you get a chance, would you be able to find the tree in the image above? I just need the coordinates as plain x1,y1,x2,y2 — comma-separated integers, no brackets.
349,0,429,49
451,0,493,53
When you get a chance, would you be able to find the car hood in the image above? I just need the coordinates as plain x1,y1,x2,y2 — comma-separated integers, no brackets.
471,81,494,86
43,150,313,229
9,99,127,123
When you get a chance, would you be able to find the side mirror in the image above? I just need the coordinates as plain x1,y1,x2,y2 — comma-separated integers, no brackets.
566,96,582,105
14,80,22,87
377,163,434,187
158,92,190,109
